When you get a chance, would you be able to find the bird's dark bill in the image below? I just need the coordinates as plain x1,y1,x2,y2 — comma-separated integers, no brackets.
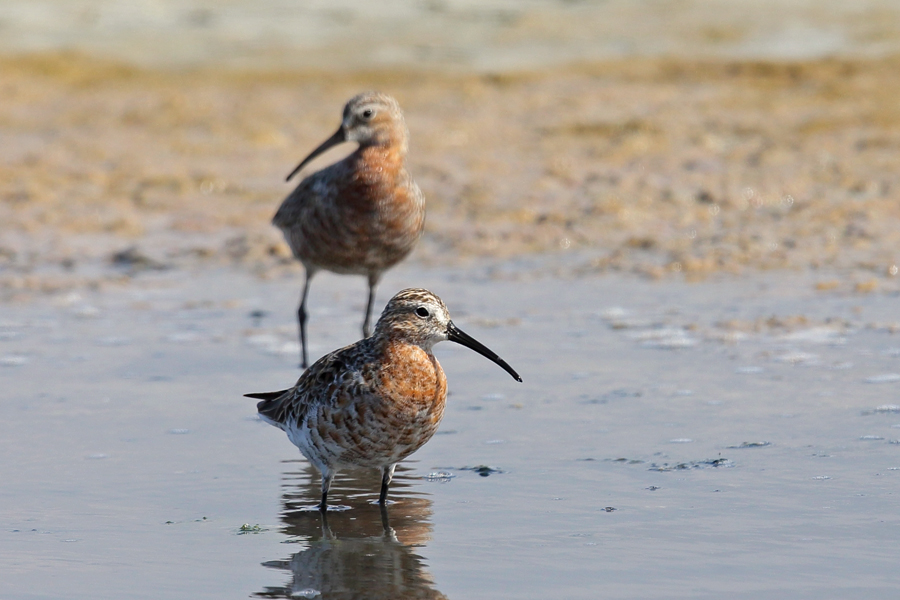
446,321,522,382
244,390,290,401
286,127,347,182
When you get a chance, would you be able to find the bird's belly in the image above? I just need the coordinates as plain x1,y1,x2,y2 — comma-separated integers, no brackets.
356,410,442,467
287,398,444,470
283,346,446,471
280,188,424,275
284,224,418,275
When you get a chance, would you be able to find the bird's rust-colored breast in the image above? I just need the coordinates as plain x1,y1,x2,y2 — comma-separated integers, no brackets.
375,341,447,446
277,145,424,275
289,338,448,468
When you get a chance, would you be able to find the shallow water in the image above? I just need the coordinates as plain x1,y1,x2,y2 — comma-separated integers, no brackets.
2,262,899,599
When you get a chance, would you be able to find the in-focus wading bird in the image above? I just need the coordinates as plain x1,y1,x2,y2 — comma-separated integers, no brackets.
274,92,425,368
246,288,521,511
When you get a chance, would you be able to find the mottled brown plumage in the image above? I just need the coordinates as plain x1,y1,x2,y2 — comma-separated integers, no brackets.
246,288,521,510
275,92,425,368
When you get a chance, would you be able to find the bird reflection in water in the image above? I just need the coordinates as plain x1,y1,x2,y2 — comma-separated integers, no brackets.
254,462,448,599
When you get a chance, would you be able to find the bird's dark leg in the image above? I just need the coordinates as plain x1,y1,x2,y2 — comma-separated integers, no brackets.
363,273,380,338
379,502,391,532
319,471,334,512
379,464,396,505
298,270,315,369
320,509,332,538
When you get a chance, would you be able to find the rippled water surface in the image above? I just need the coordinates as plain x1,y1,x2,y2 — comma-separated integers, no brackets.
2,263,899,599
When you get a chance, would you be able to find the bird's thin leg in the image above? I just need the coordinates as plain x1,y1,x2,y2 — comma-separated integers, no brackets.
298,270,315,369
379,502,391,532
363,273,380,338
379,464,396,505
320,510,333,539
319,471,334,512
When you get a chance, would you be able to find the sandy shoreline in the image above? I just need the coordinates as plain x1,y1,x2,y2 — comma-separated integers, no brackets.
2,52,900,300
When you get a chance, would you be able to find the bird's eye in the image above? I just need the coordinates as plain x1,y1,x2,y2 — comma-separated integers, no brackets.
361,108,375,120
415,307,430,318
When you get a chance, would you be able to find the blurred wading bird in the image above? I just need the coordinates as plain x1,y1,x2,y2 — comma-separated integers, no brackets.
274,92,425,368
246,288,521,511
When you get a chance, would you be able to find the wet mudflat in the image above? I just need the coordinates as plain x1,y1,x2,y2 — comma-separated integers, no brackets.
4,3,900,597
2,262,899,599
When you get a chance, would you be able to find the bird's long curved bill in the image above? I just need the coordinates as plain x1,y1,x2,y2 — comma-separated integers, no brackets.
285,127,346,182
447,321,522,382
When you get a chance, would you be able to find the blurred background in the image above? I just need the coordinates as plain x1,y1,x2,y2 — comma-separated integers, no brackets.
6,0,900,69
2,0,900,296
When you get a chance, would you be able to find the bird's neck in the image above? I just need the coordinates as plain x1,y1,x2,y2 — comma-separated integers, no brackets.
345,146,406,191
356,139,406,168
371,330,433,355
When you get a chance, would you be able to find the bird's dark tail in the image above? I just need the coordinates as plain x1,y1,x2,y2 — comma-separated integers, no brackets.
245,389,292,424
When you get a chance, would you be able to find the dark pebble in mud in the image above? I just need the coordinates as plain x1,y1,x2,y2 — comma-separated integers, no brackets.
648,458,734,471
461,465,503,477
609,458,646,464
111,247,169,272
248,309,268,324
